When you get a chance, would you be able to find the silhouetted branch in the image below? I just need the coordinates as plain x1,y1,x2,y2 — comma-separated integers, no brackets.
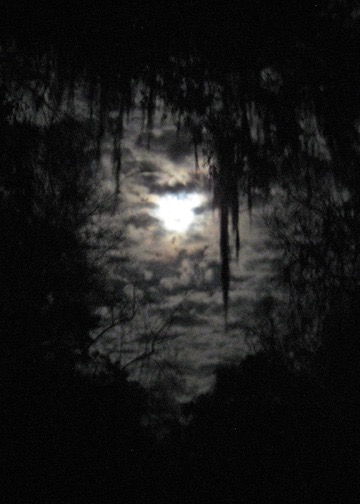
120,302,183,372
88,289,137,349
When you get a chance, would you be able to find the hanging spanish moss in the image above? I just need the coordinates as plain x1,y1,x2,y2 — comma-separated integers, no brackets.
2,0,360,316
206,110,242,314
96,80,108,169
112,94,125,211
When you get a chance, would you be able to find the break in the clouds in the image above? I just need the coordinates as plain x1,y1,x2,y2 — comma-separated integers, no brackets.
125,212,160,229
96,106,278,401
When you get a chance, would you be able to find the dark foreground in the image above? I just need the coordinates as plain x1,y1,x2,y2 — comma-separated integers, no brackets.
1,346,359,504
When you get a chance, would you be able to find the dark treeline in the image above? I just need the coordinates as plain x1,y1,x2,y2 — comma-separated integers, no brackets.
1,1,360,502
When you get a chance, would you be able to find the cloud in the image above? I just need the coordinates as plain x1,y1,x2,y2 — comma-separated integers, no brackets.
143,270,154,281
135,128,192,163
159,259,193,290
152,180,200,195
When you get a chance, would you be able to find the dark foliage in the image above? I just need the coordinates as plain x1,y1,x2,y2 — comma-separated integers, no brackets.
0,113,99,357
178,352,359,503
0,356,153,504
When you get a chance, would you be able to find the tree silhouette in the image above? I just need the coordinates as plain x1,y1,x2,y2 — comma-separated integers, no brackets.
3,1,360,311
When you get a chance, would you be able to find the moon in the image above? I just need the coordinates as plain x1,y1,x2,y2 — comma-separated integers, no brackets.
156,192,204,233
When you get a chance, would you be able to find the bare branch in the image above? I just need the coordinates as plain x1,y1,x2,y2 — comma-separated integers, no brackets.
119,301,184,373
87,290,137,349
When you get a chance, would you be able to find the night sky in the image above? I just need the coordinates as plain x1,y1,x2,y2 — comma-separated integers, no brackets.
88,104,279,401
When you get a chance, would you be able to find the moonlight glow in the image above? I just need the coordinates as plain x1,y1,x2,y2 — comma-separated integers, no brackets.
156,192,204,232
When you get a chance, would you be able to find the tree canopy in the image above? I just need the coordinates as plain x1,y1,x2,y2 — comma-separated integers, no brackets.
2,0,360,312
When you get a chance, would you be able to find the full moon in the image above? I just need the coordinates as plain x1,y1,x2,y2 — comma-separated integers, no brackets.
156,192,204,232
